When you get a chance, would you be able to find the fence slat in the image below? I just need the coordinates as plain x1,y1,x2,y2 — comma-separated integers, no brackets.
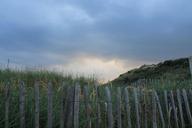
47,82,53,128
34,81,40,128
5,81,10,128
152,91,157,128
124,88,132,128
60,82,66,128
154,91,165,128
5,79,192,128
105,87,113,128
83,86,92,128
19,81,25,128
95,85,101,128
133,88,140,128
170,91,179,128
144,91,148,128
176,89,185,128
182,89,192,125
116,87,122,128
74,84,80,128
65,87,74,128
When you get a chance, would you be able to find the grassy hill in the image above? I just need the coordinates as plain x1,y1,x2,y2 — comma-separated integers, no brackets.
111,58,191,86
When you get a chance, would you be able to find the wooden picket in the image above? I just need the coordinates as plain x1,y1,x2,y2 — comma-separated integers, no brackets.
2,81,192,128
5,81,10,128
105,87,113,128
19,81,25,128
34,81,40,128
47,82,53,128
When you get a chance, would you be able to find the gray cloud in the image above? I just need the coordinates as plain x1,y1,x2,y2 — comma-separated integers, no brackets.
0,0,192,66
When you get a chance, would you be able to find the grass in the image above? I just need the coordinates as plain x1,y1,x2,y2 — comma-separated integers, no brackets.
0,69,97,128
0,69,192,127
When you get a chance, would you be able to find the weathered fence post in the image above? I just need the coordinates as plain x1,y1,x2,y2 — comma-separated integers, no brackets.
74,84,80,128
124,87,132,128
65,87,74,128
189,56,192,78
170,91,179,128
152,91,157,128
154,91,165,128
34,81,40,128
95,85,101,128
105,87,113,128
116,87,122,128
47,82,53,128
133,88,140,128
182,89,192,125
144,90,148,128
176,89,185,128
19,81,25,128
60,82,66,128
83,86,92,128
5,81,10,128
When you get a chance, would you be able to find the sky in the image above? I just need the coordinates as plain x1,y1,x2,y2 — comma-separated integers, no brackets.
0,0,192,81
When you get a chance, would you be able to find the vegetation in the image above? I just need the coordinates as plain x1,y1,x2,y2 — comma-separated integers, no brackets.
111,58,191,86
0,57,192,127
0,69,96,128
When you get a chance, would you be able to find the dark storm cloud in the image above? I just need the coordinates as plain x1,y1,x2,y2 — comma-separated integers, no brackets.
0,0,192,65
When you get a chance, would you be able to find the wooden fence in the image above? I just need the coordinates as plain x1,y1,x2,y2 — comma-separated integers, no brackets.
1,82,192,128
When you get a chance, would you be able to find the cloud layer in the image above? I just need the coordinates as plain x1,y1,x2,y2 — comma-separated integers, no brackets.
0,0,192,80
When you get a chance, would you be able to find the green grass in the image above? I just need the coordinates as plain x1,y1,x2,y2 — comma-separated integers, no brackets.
0,69,192,127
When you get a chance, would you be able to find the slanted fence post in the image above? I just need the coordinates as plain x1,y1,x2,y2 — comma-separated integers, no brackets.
19,81,25,128
176,89,185,128
170,91,179,128
154,91,165,128
182,89,192,125
5,81,10,128
47,82,53,128
34,81,40,128
105,87,113,128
